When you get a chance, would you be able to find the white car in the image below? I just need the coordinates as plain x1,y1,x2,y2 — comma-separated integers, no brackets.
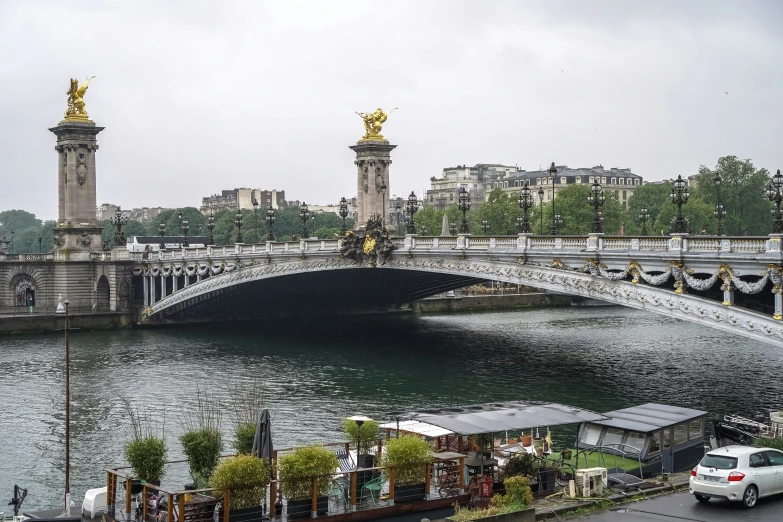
689,445,783,508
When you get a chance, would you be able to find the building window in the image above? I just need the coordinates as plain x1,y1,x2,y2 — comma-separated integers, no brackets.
450,193,453,200
627,178,632,185
429,195,433,202
611,177,617,184
619,178,625,185
623,190,627,199
589,176,594,183
560,176,566,184
673,424,688,445
576,176,582,184
602,177,607,184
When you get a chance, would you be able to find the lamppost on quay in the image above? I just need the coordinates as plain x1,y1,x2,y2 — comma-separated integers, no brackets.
265,206,276,241
299,202,310,239
338,197,349,236
538,186,544,234
458,187,471,233
639,207,649,236
481,219,489,234
449,221,457,235
587,180,606,233
669,174,690,234
234,210,244,244
111,207,128,247
159,223,166,249
714,173,725,236
549,162,559,235
405,192,418,234
252,196,260,243
55,295,71,517
766,169,783,233
517,180,533,233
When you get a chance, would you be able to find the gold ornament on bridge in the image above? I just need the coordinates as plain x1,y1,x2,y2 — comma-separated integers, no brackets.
64,76,95,121
355,107,396,141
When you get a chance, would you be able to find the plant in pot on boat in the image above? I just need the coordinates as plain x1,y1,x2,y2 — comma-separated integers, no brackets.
122,399,167,490
344,416,380,468
180,388,224,489
379,435,433,502
278,445,338,518
211,454,270,522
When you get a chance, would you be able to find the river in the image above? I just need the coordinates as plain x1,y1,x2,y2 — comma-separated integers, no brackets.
0,306,780,510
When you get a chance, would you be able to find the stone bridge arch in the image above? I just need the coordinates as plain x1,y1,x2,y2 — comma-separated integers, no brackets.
5,266,47,308
138,255,783,345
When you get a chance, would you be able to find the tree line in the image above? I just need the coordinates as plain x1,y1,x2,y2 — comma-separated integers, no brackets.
0,156,775,253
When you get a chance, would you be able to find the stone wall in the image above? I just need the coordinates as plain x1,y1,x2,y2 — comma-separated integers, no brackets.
410,293,572,313
0,311,133,334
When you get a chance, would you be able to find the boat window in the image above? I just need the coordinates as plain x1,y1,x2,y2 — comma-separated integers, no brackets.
579,424,603,446
624,431,646,454
700,454,737,469
662,428,671,449
601,427,625,448
648,431,661,454
673,423,687,445
689,419,702,440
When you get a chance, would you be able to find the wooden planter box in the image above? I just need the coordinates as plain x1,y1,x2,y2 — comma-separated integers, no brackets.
219,504,263,522
448,507,535,522
286,496,328,518
394,483,427,502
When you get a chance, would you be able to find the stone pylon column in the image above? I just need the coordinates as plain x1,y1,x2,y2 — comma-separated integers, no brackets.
349,140,397,227
50,119,104,255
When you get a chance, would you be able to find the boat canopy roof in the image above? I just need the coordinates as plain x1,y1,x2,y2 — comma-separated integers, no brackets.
589,403,707,433
379,420,454,438
390,401,609,435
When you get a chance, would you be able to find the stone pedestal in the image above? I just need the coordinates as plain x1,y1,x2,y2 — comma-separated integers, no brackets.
49,119,104,255
349,139,397,226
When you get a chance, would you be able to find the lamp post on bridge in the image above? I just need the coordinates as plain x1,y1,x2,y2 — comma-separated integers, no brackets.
380,181,387,226
159,223,166,250
111,206,128,247
713,173,726,236
299,202,310,239
669,175,690,234
458,187,471,233
766,169,783,234
538,186,544,234
405,192,418,234
252,196,260,243
549,162,559,235
517,180,533,233
265,206,276,241
182,220,189,247
639,207,649,237
481,219,489,234
449,221,457,235
339,197,349,236
553,213,563,234
207,207,215,246
234,210,244,244
587,180,606,234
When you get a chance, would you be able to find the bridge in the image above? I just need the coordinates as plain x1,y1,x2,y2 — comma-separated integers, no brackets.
124,232,783,344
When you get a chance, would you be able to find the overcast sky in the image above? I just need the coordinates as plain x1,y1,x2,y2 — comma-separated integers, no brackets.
1,0,781,220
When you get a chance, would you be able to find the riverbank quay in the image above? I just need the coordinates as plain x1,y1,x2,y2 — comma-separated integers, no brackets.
410,293,572,314
0,309,132,334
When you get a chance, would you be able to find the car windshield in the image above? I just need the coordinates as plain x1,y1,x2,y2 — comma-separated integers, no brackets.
700,454,738,470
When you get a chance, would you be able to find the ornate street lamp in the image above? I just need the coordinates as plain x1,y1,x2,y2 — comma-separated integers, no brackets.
10,229,14,254
669,174,690,234
549,162,559,235
311,213,316,237
207,212,215,246
234,210,244,244
38,236,42,253
538,186,544,234
639,207,649,236
111,206,128,247
449,221,457,235
405,192,418,234
481,219,489,234
252,196,259,243
714,173,725,236
587,180,606,233
766,169,783,233
380,181,387,225
338,197,349,236
265,206,276,241
159,223,166,249
554,212,563,233
299,202,310,239
420,225,428,236
458,187,471,233
182,220,189,247
517,180,533,233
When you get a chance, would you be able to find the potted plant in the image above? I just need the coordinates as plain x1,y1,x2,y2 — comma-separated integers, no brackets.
211,454,269,522
180,428,223,489
343,418,379,468
278,445,338,518
379,435,433,502
122,399,167,490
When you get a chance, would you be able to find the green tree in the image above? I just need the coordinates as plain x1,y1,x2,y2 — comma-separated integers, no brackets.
653,197,715,235
532,184,625,235
477,188,522,234
102,219,148,248
694,156,772,236
148,207,209,243
412,205,445,235
0,209,41,239
623,182,673,235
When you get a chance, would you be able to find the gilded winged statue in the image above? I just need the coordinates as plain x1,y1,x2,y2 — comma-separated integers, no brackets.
355,107,397,140
65,76,95,120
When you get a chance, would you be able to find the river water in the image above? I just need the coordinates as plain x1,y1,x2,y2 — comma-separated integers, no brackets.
0,307,780,510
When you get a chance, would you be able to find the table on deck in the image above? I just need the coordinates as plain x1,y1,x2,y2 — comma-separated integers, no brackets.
464,457,499,478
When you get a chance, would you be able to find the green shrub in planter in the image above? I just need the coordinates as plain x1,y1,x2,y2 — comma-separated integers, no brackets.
233,422,256,455
492,475,534,508
278,445,339,500
379,435,433,486
343,419,379,455
181,428,223,487
502,453,535,479
124,437,167,484
210,454,270,509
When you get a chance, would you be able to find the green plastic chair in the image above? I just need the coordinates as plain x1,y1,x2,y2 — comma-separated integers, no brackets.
328,478,349,510
360,475,385,506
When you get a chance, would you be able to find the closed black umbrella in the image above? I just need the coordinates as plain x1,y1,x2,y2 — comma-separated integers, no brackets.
252,408,274,461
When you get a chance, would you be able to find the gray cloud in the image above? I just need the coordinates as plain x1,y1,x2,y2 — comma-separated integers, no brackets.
1,0,781,219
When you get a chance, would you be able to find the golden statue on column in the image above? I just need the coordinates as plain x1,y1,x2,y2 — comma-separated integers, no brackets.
64,76,95,121
355,107,396,141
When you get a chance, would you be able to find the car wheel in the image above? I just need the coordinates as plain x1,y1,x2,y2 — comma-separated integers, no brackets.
694,494,710,503
742,485,758,508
